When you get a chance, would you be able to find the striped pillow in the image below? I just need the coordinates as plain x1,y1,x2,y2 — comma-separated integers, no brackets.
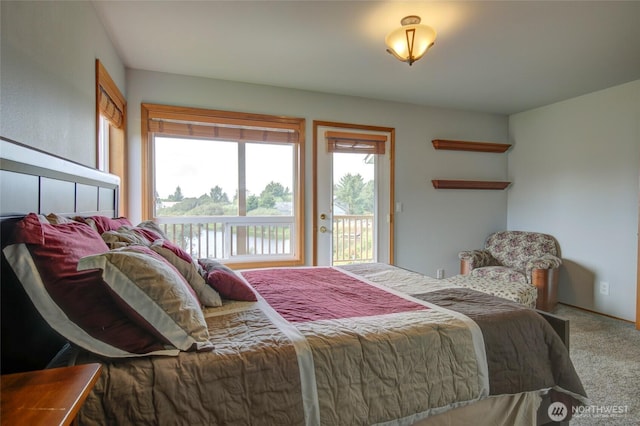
78,246,213,352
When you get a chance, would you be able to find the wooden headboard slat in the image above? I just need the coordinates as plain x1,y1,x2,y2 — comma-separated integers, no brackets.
0,137,122,373
0,137,120,218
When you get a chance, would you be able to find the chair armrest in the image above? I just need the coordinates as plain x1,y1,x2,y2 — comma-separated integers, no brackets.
525,255,561,311
458,250,496,274
526,254,562,272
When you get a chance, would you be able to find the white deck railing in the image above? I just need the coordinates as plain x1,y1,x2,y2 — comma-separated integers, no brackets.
332,215,374,264
156,214,374,264
156,216,295,260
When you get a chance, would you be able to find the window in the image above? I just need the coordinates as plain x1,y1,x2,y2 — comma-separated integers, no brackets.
141,103,305,269
97,115,110,171
96,60,127,216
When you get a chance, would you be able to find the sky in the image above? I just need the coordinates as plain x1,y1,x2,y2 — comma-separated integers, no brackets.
154,136,374,200
155,137,293,199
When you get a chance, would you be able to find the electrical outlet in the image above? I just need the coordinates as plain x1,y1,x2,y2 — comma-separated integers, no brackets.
599,281,610,296
436,269,445,279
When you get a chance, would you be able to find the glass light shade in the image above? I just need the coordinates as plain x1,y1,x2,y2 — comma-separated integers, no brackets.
385,20,436,65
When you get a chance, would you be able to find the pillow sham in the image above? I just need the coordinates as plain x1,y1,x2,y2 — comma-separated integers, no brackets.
198,258,236,275
101,227,151,248
122,245,203,304
101,225,164,247
78,246,213,352
3,213,174,358
78,215,132,234
151,240,222,307
127,225,163,244
198,259,257,302
136,220,168,239
45,213,75,225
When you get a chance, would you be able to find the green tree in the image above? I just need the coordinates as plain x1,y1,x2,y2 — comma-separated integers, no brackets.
162,197,197,214
167,186,184,201
262,181,286,199
282,186,291,200
334,174,367,214
209,185,229,203
361,180,374,213
259,192,276,209
247,194,259,212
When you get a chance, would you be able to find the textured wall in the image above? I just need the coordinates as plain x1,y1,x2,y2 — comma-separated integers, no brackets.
1,1,125,167
508,80,640,321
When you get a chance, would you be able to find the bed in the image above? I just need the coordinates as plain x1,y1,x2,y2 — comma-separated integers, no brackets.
0,138,587,425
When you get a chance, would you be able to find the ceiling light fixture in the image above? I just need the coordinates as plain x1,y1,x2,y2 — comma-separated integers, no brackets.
385,15,436,66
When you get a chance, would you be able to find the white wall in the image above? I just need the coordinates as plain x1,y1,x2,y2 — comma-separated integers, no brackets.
127,69,509,274
508,80,640,321
0,1,125,167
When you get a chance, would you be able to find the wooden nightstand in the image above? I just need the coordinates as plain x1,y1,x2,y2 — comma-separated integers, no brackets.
1,363,102,426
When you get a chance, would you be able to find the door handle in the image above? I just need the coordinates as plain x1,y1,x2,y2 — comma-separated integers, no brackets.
320,213,327,220
319,226,327,233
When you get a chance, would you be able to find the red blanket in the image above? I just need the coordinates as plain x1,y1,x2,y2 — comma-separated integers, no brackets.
241,267,427,322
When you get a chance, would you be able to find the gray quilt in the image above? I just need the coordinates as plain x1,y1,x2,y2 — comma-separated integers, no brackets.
413,288,586,400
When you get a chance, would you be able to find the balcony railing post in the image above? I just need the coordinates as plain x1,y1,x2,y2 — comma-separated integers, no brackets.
155,215,294,261
331,214,374,264
224,223,233,258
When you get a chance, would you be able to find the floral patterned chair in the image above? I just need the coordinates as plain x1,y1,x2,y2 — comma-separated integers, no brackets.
458,231,562,311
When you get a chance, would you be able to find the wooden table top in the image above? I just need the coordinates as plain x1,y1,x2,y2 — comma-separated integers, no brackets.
1,363,102,426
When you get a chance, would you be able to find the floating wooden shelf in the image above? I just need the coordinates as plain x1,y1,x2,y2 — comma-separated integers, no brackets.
432,139,511,153
432,180,511,190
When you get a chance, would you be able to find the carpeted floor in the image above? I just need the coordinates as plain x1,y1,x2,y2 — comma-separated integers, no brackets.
553,304,640,425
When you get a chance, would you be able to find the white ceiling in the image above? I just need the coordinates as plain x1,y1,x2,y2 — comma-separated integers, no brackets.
92,1,640,115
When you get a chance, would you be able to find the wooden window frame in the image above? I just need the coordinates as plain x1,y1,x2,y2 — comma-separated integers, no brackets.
95,59,127,217
141,103,306,269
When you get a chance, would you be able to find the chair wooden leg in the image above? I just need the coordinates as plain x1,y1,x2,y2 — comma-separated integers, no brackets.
460,260,472,275
533,268,559,312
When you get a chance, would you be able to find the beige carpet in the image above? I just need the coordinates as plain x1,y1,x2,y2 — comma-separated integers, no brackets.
553,304,640,425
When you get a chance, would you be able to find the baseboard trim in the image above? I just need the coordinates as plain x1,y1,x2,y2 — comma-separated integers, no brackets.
558,302,634,324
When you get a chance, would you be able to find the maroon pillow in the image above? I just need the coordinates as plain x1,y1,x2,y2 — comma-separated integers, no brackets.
205,270,257,301
128,226,163,244
199,259,257,302
80,215,132,234
157,239,193,264
4,213,169,356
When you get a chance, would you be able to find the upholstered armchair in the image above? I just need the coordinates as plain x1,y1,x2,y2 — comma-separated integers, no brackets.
458,231,562,311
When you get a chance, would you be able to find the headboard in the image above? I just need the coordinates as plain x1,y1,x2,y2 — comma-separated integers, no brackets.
0,137,121,373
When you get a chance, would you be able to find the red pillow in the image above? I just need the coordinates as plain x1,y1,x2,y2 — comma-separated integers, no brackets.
205,269,257,302
129,226,163,244
156,239,193,264
81,215,132,234
5,213,169,356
